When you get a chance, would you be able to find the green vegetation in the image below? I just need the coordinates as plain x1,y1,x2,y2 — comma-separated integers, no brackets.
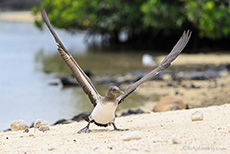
33,0,230,45
184,0,230,39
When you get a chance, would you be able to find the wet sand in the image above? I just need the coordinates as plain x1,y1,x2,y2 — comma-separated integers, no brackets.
133,73,230,110
118,53,230,111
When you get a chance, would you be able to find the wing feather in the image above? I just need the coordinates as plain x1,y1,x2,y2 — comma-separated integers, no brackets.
117,30,192,104
41,8,100,106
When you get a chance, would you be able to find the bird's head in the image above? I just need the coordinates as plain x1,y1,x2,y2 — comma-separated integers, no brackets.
108,86,124,96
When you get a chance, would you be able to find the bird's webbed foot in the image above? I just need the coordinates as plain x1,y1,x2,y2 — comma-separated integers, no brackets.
77,121,92,134
77,126,92,134
114,128,129,131
112,123,128,131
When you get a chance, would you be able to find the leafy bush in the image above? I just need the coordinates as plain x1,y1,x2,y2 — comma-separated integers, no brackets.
33,0,230,44
184,0,230,39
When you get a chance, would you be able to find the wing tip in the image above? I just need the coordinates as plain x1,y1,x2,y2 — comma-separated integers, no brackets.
40,7,50,26
184,29,192,39
40,7,47,18
180,30,192,49
41,7,45,12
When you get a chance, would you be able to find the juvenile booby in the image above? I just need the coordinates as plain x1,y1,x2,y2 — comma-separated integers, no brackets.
41,8,191,133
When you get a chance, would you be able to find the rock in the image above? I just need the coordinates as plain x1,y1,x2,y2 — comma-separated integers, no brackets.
53,119,68,125
153,96,186,112
23,128,29,133
38,125,50,132
49,82,59,86
34,119,48,128
162,73,173,81
50,64,229,89
10,120,29,131
39,126,50,132
60,76,79,86
71,111,91,122
121,131,142,141
30,122,35,128
48,146,56,151
120,109,144,117
191,111,203,121
171,135,181,144
53,112,91,126
189,71,208,80
33,119,50,132
59,71,92,87
3,128,11,132
53,119,74,125
166,83,178,88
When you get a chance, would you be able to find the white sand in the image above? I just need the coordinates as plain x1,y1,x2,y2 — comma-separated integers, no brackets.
0,11,40,22
0,104,229,153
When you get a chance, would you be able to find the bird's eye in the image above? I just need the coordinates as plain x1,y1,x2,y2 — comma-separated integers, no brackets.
112,89,116,91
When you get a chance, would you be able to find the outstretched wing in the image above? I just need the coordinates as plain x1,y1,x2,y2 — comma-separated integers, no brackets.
41,8,100,106
117,30,192,104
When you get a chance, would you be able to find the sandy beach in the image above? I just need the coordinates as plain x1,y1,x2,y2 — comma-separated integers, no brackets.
1,11,230,154
0,11,39,22
0,104,229,153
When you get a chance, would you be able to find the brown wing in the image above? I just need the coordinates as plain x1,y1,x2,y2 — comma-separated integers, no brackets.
117,30,192,104
41,8,100,106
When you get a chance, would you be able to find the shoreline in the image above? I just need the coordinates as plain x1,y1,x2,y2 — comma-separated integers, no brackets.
0,11,40,22
2,62,229,131
0,104,229,153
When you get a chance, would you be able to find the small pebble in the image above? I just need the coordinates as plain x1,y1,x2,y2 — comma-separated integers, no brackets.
48,147,55,151
10,120,29,131
191,111,203,121
171,135,181,144
38,125,50,132
121,131,142,141
108,146,113,150
23,128,29,133
34,119,48,128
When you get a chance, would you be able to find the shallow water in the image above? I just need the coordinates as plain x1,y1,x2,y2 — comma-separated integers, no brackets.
0,21,154,130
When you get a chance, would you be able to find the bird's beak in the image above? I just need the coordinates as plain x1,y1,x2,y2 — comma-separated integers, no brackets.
117,89,124,94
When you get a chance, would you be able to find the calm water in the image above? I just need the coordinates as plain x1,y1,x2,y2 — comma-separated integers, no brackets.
0,21,152,130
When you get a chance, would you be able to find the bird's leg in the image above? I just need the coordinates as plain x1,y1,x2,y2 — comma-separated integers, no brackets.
112,122,128,131
77,121,92,134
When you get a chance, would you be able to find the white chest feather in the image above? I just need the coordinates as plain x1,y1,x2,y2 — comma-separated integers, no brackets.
91,102,118,124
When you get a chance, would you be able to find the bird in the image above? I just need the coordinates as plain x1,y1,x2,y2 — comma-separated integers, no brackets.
41,8,191,134
142,53,157,67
